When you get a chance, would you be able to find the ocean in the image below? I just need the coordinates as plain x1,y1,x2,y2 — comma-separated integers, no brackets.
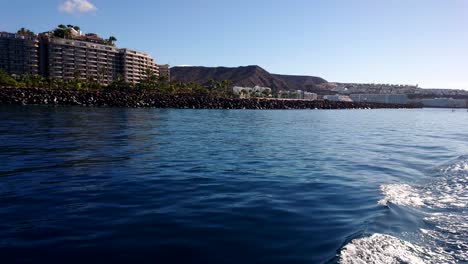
0,105,466,263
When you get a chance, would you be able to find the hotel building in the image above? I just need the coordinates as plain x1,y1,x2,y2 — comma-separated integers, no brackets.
0,30,164,85
157,64,170,81
0,32,39,76
42,36,121,85
119,49,158,83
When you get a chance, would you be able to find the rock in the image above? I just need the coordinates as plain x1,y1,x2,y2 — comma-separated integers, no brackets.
0,87,421,110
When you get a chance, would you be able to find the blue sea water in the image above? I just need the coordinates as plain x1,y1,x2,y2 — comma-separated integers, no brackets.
0,106,467,264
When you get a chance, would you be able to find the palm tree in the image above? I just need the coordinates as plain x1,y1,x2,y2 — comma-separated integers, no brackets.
17,28,34,37
107,36,117,46
97,67,108,87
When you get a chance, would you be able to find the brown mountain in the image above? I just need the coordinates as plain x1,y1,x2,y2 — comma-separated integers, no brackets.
272,74,328,93
170,65,328,91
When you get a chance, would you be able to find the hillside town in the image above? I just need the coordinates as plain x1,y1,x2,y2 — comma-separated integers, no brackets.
232,85,468,108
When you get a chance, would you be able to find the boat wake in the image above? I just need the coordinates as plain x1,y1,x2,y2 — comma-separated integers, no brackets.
339,233,445,264
339,156,468,264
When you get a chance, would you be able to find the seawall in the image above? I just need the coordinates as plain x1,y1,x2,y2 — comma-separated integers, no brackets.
0,88,420,109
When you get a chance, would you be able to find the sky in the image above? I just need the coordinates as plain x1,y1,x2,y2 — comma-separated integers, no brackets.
1,0,468,89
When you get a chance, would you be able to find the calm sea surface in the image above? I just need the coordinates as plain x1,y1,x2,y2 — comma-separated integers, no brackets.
0,106,467,264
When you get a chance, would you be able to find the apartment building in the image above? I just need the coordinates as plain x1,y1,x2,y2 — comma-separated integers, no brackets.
158,64,170,81
349,94,408,105
42,36,121,84
421,98,467,108
0,29,163,85
0,32,39,75
323,94,353,102
119,49,158,83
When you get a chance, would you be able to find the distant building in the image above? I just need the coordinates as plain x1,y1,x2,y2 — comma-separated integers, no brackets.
350,94,408,104
323,95,353,102
0,32,39,75
277,90,290,99
233,86,252,98
277,90,317,100
421,98,467,108
233,85,272,98
119,48,158,83
303,92,318,100
289,90,303,99
158,64,170,81
42,36,121,84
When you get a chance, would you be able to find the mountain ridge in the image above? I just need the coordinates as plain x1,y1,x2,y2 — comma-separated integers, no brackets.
170,65,328,92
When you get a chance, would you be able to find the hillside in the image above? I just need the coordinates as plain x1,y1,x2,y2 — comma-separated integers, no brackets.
272,74,328,92
170,65,328,92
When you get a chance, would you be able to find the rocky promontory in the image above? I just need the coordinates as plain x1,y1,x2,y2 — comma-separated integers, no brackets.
0,88,420,109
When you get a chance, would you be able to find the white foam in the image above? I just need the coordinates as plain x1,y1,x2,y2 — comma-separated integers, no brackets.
371,158,468,263
428,175,468,209
378,169,467,209
339,234,428,264
378,184,425,207
442,160,468,173
339,234,454,264
422,213,468,262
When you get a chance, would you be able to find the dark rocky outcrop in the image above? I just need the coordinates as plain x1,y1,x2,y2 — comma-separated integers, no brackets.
0,88,420,110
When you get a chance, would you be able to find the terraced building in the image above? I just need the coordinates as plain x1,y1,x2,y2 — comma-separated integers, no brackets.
0,28,163,85
41,35,122,85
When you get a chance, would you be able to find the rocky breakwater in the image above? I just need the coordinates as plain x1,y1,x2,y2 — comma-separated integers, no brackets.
0,88,420,109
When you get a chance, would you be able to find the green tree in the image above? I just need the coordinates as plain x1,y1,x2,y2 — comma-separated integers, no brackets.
71,70,83,90
136,69,159,91
0,70,18,87
107,75,130,91
96,67,108,87
17,28,34,37
262,89,271,98
107,36,117,46
220,80,232,96
53,24,73,39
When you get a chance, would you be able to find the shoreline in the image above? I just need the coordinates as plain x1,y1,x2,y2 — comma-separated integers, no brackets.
0,88,421,110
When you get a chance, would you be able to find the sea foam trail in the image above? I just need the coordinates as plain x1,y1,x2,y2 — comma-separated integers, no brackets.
339,234,455,264
340,157,468,263
378,158,467,208
378,184,424,207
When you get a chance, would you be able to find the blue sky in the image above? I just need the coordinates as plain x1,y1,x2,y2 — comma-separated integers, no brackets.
2,0,467,89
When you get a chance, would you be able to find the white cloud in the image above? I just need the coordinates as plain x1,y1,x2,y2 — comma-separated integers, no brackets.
59,0,97,14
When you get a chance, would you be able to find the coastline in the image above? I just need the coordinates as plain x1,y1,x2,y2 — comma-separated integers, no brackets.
0,88,420,110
